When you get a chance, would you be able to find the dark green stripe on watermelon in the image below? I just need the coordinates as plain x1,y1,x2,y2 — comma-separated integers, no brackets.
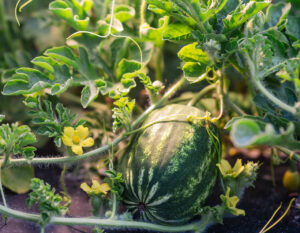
119,104,221,225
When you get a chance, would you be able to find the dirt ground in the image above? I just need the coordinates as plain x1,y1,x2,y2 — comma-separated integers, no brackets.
0,155,299,233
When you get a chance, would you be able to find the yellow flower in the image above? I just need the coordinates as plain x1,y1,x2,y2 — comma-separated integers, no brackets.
244,161,259,177
220,187,245,216
80,180,110,196
217,159,244,178
62,125,94,155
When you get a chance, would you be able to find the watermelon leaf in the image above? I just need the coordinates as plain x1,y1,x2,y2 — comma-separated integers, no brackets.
182,62,211,83
264,2,291,30
2,46,107,108
24,96,85,147
230,119,300,150
178,42,211,63
27,178,69,225
114,5,135,22
162,23,192,41
222,0,270,33
0,123,37,161
112,97,135,132
49,0,93,30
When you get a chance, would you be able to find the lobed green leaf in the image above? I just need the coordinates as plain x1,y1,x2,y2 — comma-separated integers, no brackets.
223,0,270,33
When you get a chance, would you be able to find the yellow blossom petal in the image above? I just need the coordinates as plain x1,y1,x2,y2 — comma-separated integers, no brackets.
98,183,110,195
80,182,92,195
72,145,83,155
217,159,231,177
233,208,245,216
62,135,73,146
217,159,245,178
81,180,111,196
221,159,232,171
228,195,239,207
64,127,74,137
244,161,258,176
91,180,110,195
82,137,94,147
220,188,245,216
232,159,244,177
75,125,89,139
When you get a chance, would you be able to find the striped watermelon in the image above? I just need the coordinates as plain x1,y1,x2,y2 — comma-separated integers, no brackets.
119,104,221,225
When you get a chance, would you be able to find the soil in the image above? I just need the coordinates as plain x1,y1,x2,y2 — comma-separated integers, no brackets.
0,155,299,233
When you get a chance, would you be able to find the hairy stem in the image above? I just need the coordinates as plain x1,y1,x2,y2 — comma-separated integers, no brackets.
276,146,300,163
188,84,216,107
5,77,187,167
60,165,71,203
109,194,117,219
0,168,7,207
222,70,246,116
1,152,10,168
255,79,296,114
270,150,276,187
0,204,205,232
245,53,296,115
223,95,246,116
140,0,146,27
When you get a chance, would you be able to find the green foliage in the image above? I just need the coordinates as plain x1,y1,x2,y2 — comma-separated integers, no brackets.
24,96,85,147
3,46,109,108
222,0,270,32
178,42,211,63
114,5,135,23
49,0,93,30
112,97,135,132
146,0,300,154
116,59,142,81
104,169,124,200
26,178,69,225
162,23,192,41
0,122,36,161
1,0,300,231
228,118,300,150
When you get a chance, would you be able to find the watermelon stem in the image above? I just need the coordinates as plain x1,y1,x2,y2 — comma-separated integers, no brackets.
0,167,7,207
0,204,216,232
211,80,224,123
188,83,217,107
109,193,118,219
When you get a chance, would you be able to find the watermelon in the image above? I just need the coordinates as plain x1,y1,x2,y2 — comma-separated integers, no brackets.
119,104,221,225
